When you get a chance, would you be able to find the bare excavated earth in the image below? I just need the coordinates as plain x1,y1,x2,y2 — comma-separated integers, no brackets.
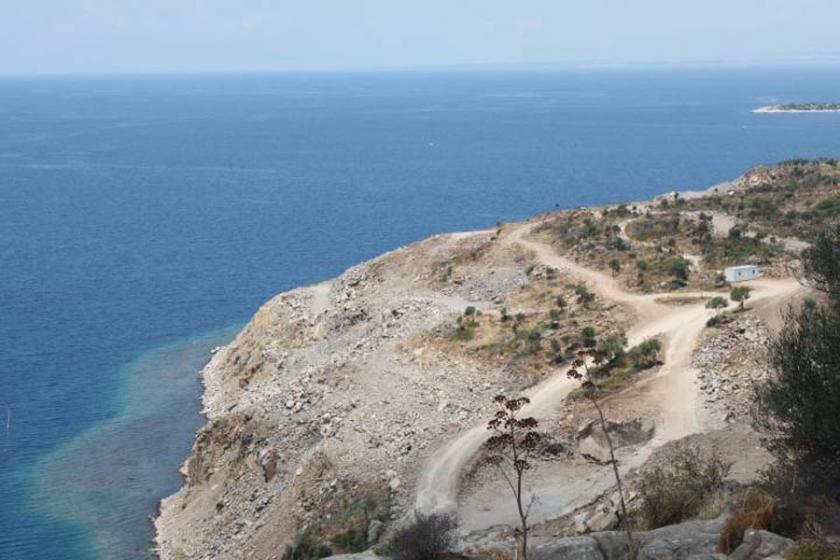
155,167,818,560
154,226,601,559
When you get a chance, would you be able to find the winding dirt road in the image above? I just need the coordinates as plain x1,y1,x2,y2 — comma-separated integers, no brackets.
414,222,802,526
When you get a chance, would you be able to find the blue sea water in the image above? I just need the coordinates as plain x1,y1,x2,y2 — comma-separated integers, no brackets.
1,67,840,560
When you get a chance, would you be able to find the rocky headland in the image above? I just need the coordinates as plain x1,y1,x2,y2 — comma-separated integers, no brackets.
155,159,840,560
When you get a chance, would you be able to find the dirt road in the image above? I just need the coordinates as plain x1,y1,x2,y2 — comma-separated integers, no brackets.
415,222,801,527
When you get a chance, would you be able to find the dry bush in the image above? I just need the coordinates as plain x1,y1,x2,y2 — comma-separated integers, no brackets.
472,549,515,560
635,447,731,529
386,513,457,560
717,489,783,553
786,538,840,560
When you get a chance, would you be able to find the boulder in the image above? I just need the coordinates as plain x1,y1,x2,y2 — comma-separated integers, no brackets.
531,535,605,560
636,518,726,560
729,529,793,560
577,419,655,463
586,510,619,532
590,531,633,559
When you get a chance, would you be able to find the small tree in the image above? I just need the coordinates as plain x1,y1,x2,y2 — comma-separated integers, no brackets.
568,351,635,554
730,287,751,311
598,331,628,365
706,296,728,315
636,260,649,286
485,395,541,560
609,258,622,276
569,283,595,306
665,257,691,286
756,300,840,467
627,338,662,370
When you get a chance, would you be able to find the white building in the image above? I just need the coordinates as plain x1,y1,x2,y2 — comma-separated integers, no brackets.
724,265,760,283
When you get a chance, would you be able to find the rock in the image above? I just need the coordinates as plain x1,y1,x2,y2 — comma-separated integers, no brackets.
636,517,726,560
367,519,384,545
586,511,619,532
573,512,590,534
259,449,278,482
388,477,401,492
729,530,793,560
322,552,379,560
577,418,655,463
531,535,605,560
590,531,632,559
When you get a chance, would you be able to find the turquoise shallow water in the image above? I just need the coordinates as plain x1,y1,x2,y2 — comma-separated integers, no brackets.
2,68,840,559
28,328,238,559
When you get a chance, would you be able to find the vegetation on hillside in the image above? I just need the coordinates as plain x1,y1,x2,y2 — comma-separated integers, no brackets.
439,270,629,379
684,159,840,241
718,223,840,556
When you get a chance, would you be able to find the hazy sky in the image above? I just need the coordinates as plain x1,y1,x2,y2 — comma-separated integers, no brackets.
3,0,840,75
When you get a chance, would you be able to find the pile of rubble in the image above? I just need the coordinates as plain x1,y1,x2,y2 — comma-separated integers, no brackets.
692,316,771,423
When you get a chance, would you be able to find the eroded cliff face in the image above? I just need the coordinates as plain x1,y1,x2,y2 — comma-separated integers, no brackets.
154,225,592,559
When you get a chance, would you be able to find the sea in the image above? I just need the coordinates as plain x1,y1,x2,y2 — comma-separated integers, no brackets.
2,66,840,560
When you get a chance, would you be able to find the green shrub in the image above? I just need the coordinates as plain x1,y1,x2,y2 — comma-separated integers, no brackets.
452,317,478,341
636,448,731,529
706,315,724,328
568,283,595,305
706,296,728,312
598,332,628,364
331,528,366,553
664,257,691,282
730,286,751,310
283,529,333,560
627,338,662,370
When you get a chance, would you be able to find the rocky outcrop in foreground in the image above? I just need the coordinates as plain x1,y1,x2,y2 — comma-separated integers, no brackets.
530,520,792,560
325,518,793,560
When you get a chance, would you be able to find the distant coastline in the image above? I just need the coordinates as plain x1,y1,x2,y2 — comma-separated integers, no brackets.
753,102,840,113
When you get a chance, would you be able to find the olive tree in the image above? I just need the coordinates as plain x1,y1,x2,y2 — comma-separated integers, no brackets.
756,300,840,465
800,224,840,303
706,296,728,314
730,286,751,311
